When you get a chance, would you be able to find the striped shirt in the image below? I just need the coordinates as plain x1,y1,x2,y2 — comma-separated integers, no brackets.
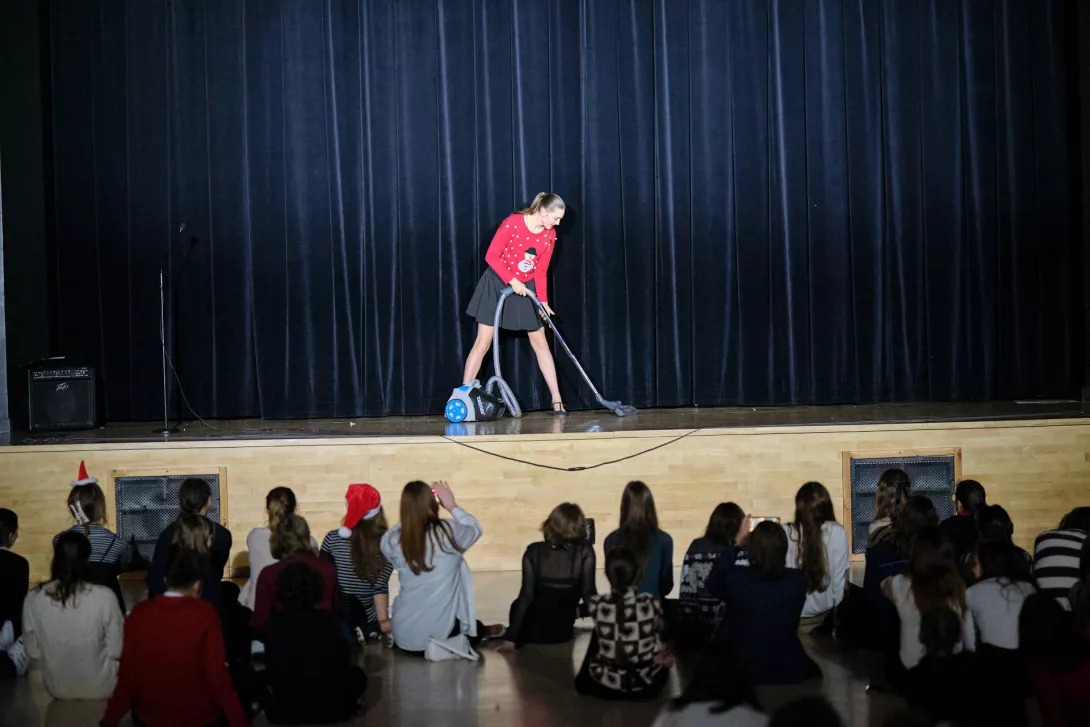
320,531,393,622
1033,528,1087,610
54,524,123,565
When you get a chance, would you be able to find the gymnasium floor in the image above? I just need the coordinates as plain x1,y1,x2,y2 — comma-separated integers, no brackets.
0,569,942,727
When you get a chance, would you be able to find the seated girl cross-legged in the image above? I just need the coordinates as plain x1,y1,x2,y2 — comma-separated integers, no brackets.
574,548,672,700
498,502,597,653
379,480,504,654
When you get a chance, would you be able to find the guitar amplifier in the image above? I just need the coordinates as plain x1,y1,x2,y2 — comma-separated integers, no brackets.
28,366,98,432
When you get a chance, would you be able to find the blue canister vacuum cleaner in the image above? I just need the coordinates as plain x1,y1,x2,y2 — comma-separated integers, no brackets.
445,286,638,422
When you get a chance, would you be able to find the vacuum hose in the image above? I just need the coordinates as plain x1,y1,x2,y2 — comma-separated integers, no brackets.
485,287,523,417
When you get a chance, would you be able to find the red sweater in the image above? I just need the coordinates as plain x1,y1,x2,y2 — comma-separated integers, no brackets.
485,214,557,303
250,552,339,634
101,595,247,727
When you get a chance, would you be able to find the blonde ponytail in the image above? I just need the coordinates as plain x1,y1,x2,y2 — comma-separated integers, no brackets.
518,192,565,215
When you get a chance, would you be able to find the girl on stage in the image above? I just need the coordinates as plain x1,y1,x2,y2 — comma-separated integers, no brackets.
463,192,567,415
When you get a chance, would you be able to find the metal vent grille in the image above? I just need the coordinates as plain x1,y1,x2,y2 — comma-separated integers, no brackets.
849,456,956,554
115,474,221,564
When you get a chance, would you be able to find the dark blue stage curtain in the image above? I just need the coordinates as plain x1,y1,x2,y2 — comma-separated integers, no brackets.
47,0,1083,420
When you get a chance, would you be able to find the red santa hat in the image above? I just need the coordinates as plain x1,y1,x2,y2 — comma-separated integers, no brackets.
70,460,98,487
338,484,382,538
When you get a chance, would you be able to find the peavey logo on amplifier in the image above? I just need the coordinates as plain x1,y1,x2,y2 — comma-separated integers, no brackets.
56,382,70,393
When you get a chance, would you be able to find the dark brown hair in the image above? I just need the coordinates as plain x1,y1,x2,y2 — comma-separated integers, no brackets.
350,508,389,582
47,531,91,607
616,481,660,578
67,483,107,536
178,478,212,515
893,496,940,555
920,607,962,658
792,482,836,593
266,487,297,531
604,548,640,665
275,561,324,612
542,503,587,547
398,481,461,576
954,479,987,518
748,521,788,580
874,469,911,522
909,526,966,613
170,513,213,555
271,514,313,559
704,502,745,548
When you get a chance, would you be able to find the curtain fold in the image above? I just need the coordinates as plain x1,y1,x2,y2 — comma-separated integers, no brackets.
47,0,1083,420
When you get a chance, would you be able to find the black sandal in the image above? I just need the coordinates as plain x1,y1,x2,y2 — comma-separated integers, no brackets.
551,401,568,417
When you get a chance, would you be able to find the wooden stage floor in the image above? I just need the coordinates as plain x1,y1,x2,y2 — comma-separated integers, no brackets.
13,399,1088,445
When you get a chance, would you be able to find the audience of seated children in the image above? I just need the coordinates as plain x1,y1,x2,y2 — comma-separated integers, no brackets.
604,481,674,599
22,531,123,699
102,548,248,727
55,462,125,610
251,513,337,635
783,482,850,625
575,548,672,700
262,562,367,725
1019,591,1090,727
868,469,911,547
499,502,596,653
651,643,766,727
380,480,503,653
706,521,821,685
0,508,29,679
148,477,232,610
1033,507,1090,610
966,540,1036,651
883,526,975,677
239,486,316,611
320,484,393,639
676,502,745,644
941,479,987,581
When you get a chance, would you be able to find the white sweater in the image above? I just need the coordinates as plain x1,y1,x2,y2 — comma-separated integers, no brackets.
784,521,851,618
380,508,482,652
22,582,123,699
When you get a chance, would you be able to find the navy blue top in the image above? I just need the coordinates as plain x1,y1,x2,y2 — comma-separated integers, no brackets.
603,529,674,598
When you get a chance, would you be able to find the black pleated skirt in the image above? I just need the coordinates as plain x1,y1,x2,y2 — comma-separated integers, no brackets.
466,270,541,331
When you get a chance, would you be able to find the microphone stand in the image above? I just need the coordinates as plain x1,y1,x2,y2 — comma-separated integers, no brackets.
153,223,196,435
153,266,175,434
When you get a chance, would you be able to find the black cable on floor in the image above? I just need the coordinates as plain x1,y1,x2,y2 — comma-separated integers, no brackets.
440,428,701,471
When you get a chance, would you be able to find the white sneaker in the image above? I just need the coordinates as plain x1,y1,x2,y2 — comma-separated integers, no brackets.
6,639,30,677
0,621,13,652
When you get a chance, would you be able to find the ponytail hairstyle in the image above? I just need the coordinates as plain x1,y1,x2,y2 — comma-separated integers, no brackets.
265,487,298,559
874,469,911,522
954,479,986,519
177,478,212,516
271,514,314,560
604,548,640,665
792,482,836,594
171,513,214,555
48,531,92,607
518,192,566,216
67,483,107,536
350,507,389,582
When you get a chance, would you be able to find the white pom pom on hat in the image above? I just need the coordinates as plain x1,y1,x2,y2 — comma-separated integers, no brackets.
70,460,97,488
338,483,382,538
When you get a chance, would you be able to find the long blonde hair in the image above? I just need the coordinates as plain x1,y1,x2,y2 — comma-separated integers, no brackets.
518,192,565,215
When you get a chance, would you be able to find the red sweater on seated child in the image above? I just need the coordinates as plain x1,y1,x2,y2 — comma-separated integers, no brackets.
101,594,247,727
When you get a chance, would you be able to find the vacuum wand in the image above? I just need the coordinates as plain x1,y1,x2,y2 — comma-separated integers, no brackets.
511,286,638,417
